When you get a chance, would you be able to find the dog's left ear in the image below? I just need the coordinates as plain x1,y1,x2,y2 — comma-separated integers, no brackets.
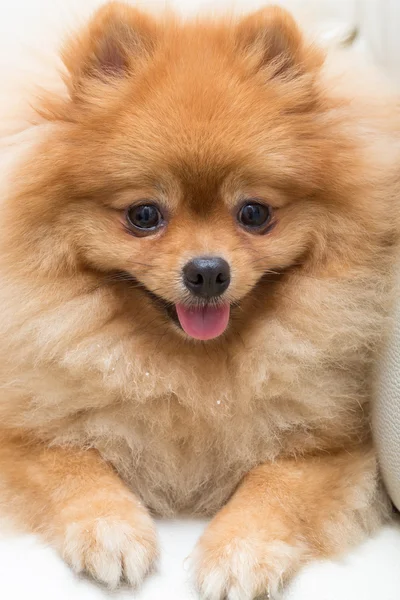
236,6,321,77
62,2,158,97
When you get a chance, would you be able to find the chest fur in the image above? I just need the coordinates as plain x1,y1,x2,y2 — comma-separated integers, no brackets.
0,283,374,515
25,332,365,515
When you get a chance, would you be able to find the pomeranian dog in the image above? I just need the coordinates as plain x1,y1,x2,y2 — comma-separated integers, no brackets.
0,1,399,597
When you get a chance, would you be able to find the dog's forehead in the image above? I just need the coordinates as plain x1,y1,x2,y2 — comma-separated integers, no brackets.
115,102,259,202
168,153,238,213
107,49,313,204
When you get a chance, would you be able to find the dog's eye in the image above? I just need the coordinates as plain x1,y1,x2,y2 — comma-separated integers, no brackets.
238,202,271,231
126,204,164,233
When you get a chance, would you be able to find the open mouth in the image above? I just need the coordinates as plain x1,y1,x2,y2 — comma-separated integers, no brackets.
112,274,230,341
109,268,285,341
146,289,230,341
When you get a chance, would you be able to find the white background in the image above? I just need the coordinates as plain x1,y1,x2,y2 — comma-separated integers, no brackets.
0,1,400,599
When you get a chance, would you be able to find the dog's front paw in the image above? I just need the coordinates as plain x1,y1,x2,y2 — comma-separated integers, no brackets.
192,526,304,600
58,496,158,588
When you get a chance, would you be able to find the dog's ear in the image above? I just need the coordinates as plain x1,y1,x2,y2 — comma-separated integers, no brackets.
236,6,320,77
62,2,158,95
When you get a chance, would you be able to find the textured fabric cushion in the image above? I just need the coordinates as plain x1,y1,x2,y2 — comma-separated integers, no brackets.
373,279,400,511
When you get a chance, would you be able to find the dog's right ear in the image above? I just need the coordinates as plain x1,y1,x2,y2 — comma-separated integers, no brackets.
235,6,322,78
62,2,158,97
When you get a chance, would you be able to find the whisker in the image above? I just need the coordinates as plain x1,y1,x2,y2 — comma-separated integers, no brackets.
154,322,174,352
272,291,305,309
262,269,282,277
231,326,247,349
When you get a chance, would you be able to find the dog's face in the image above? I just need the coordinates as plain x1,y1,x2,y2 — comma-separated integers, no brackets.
12,4,359,341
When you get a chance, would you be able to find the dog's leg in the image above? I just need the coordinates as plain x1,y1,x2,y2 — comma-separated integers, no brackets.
0,431,158,588
193,447,389,599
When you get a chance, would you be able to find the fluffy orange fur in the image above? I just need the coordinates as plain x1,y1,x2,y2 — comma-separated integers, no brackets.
0,2,399,596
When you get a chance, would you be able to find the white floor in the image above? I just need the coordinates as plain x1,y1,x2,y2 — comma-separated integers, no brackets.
1,519,400,600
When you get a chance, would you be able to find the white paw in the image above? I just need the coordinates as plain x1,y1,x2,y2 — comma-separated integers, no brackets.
192,536,303,600
62,515,158,588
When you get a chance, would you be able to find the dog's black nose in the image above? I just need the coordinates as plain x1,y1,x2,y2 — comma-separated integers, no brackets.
183,257,231,298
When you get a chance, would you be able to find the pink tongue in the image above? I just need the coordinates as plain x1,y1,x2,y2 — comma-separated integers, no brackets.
175,304,230,340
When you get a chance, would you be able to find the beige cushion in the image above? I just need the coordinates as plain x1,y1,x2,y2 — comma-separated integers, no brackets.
373,285,400,510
